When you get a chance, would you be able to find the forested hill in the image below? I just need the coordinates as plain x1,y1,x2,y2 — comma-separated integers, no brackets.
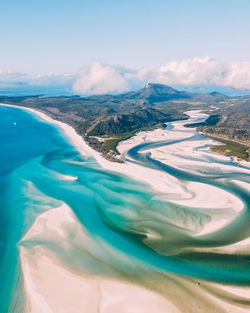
201,97,250,144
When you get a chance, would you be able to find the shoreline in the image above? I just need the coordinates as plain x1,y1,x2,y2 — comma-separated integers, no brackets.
0,102,183,194
0,103,96,158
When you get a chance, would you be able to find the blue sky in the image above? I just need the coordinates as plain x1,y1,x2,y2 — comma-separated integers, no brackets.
1,0,250,74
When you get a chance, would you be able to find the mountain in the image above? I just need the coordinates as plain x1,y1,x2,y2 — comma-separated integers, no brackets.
120,83,228,104
121,83,190,103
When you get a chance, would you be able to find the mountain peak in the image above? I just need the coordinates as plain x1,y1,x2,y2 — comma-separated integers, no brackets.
143,83,175,90
123,83,189,103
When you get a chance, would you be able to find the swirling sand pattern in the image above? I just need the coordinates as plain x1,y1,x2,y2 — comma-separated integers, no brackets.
0,106,250,313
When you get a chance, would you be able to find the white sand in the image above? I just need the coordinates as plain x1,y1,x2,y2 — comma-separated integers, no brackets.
20,203,180,313
20,203,249,313
57,173,78,181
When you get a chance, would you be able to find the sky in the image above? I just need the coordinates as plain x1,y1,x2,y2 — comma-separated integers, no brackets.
1,0,250,94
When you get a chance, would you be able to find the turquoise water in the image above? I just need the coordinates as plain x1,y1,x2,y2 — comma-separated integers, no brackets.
0,106,250,312
0,106,73,312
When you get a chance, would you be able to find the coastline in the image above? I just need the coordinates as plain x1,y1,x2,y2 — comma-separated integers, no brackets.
0,102,185,194
0,103,95,159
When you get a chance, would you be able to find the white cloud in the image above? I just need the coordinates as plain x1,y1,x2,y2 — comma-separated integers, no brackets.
221,62,250,90
73,62,129,95
137,57,250,90
0,70,29,82
30,73,74,86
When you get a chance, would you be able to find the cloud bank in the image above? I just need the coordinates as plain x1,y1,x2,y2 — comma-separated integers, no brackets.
137,57,250,90
0,70,74,86
1,57,250,95
0,69,74,96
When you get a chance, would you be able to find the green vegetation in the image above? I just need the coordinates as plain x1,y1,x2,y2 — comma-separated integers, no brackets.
207,136,249,160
